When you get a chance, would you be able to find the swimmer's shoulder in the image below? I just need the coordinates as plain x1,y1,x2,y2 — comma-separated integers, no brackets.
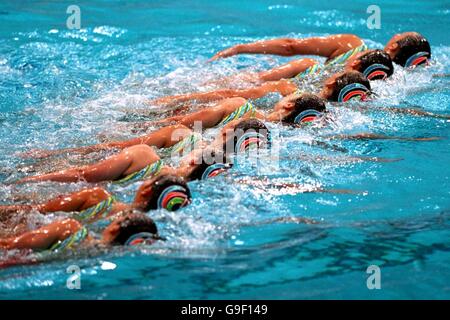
328,34,365,59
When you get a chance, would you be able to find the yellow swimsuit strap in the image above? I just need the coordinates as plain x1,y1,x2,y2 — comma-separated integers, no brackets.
325,43,369,66
48,226,88,253
165,133,202,154
294,43,368,80
219,101,256,126
74,196,116,222
113,159,163,186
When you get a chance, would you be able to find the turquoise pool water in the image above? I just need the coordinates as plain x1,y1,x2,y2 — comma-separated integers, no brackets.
0,0,449,299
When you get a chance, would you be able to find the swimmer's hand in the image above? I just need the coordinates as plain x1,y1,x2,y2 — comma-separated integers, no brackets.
14,175,46,184
147,96,179,107
209,46,239,62
18,146,97,160
17,149,59,160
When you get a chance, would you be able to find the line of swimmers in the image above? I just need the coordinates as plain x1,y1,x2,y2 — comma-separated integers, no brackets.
0,31,447,262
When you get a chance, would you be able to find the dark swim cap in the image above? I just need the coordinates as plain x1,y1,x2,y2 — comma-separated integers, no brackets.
393,33,431,67
143,175,191,212
330,71,371,102
187,149,233,181
359,50,394,80
111,213,160,246
231,119,271,153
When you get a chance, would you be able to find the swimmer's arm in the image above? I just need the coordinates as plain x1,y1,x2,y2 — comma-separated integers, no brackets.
15,145,153,184
40,188,112,213
350,104,450,120
204,58,319,86
20,141,132,159
294,153,403,164
258,58,319,81
158,109,225,129
0,219,81,250
241,216,319,226
0,204,36,216
386,107,450,119
327,155,403,163
22,125,192,158
150,80,297,106
154,98,249,129
327,133,442,141
203,72,262,87
210,34,363,60
236,178,363,195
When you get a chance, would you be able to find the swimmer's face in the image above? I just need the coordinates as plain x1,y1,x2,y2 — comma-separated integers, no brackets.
273,95,296,113
384,32,418,59
101,217,124,244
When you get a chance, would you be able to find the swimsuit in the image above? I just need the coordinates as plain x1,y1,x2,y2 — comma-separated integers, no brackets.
164,133,202,154
294,43,369,80
292,43,369,96
113,159,163,186
219,101,256,126
48,226,88,253
74,196,116,222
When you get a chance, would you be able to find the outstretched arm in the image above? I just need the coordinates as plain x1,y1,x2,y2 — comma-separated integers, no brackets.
291,153,403,164
16,144,160,184
205,58,319,86
327,132,443,141
258,58,319,81
347,104,450,120
210,34,363,60
39,187,112,213
149,80,297,106
22,125,192,159
386,107,450,120
236,177,364,195
0,219,82,250
155,97,255,129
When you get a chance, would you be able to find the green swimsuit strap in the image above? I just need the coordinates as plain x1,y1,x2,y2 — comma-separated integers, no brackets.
165,133,202,154
295,63,323,80
74,196,116,222
48,226,88,253
112,159,163,186
325,43,369,66
219,101,256,126
293,43,368,82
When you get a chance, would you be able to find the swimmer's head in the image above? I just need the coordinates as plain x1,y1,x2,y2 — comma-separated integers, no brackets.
185,148,233,181
134,174,191,212
224,118,271,153
280,93,327,125
103,213,161,246
348,49,394,80
384,32,431,67
322,70,372,102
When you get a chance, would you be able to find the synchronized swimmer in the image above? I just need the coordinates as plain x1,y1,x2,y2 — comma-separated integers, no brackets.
1,31,446,265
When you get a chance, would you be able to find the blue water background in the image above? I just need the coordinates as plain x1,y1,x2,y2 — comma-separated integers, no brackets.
0,0,449,299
